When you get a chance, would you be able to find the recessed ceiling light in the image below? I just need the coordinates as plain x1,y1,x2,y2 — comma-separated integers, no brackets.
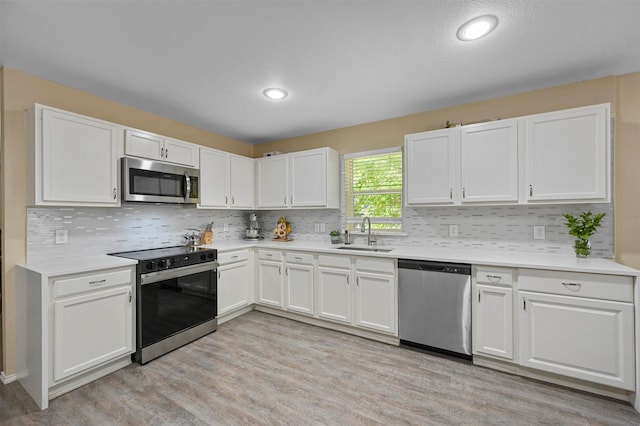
457,15,498,41
263,88,288,100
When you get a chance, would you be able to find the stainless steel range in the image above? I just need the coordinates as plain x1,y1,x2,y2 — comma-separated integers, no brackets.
110,246,218,364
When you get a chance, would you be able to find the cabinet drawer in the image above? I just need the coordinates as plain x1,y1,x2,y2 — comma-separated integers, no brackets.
355,257,395,274
474,266,513,287
286,252,314,265
318,254,351,269
218,250,250,265
258,249,283,261
519,269,633,302
53,268,133,299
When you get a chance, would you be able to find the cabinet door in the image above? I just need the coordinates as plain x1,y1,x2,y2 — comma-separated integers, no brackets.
285,263,314,315
316,266,352,324
289,150,326,207
257,260,283,307
256,156,288,208
354,271,396,334
199,148,230,208
405,128,460,205
519,291,634,390
473,284,513,360
41,108,119,205
525,104,609,202
218,261,251,315
124,129,164,161
163,137,199,167
53,285,133,383
230,155,255,209
461,120,519,203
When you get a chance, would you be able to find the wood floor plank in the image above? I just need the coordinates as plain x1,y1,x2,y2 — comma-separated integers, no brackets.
2,311,639,425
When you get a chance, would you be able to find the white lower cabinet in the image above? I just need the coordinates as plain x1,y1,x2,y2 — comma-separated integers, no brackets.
316,254,396,335
285,252,314,315
256,250,284,307
217,250,252,316
354,258,396,334
518,270,635,391
317,255,353,324
472,266,514,360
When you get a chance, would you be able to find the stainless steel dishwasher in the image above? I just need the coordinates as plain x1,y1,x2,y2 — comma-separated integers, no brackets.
398,259,472,360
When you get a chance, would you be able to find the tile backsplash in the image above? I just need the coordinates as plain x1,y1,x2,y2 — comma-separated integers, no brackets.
27,202,613,263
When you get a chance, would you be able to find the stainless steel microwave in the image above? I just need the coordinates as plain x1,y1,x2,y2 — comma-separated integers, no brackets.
122,157,199,204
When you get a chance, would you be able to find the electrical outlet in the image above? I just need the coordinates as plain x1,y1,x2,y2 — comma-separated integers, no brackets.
449,224,459,238
533,225,546,240
55,229,68,244
320,223,326,233
223,223,229,232
315,223,320,233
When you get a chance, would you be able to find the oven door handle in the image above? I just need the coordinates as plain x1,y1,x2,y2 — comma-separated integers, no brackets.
141,262,219,286
184,173,191,202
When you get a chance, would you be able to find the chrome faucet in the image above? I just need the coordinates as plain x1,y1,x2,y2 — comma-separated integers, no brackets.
361,216,376,246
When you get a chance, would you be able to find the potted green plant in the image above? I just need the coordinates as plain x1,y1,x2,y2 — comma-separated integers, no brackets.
562,211,606,258
329,230,342,244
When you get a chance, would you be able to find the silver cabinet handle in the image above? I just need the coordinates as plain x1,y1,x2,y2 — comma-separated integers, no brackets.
562,282,582,290
295,257,303,262
356,276,360,286
89,279,106,286
486,274,503,282
284,196,287,205
279,266,282,275
529,185,533,196
129,291,132,303
225,196,228,204
449,188,453,199
218,270,221,280
346,275,350,285
232,196,235,205
266,253,273,257
290,196,293,205
231,255,238,260
286,267,289,276
478,291,481,302
165,148,168,158
523,298,527,311
113,188,117,200
462,187,466,199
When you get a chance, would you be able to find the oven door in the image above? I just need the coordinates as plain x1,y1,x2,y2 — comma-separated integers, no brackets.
138,262,217,361
123,157,199,204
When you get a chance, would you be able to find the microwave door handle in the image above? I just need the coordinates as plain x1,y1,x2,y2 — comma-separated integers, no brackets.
184,173,191,201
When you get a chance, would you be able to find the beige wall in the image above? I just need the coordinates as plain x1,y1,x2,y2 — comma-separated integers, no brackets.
0,67,252,376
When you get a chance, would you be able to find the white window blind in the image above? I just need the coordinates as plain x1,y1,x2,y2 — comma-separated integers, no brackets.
345,148,403,232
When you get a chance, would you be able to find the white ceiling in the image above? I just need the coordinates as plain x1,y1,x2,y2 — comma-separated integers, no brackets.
1,1,639,144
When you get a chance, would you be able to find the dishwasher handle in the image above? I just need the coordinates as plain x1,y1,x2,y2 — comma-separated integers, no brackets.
398,259,471,275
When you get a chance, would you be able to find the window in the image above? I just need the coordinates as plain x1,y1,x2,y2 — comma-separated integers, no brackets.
345,148,403,232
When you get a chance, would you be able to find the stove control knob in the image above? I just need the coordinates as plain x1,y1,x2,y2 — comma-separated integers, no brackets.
145,261,155,271
158,259,166,268
208,253,215,259
200,253,207,261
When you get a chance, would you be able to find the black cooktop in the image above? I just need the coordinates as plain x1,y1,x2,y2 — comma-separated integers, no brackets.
110,246,217,273
110,246,215,261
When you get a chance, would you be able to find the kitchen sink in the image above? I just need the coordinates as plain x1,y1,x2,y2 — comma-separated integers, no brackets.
336,246,394,253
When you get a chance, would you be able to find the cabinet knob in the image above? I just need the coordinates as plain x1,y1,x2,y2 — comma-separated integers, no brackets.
529,185,533,196
449,188,453,200
165,148,168,158
113,188,117,200
462,187,466,199
161,147,165,158
561,282,582,291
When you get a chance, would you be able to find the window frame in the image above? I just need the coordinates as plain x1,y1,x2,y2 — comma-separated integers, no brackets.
344,147,404,234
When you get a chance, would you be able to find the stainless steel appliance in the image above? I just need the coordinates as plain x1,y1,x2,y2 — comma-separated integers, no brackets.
244,213,263,240
122,157,199,204
398,259,472,360
110,246,218,364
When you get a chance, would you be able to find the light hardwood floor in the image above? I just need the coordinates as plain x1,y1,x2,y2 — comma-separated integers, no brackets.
2,311,640,425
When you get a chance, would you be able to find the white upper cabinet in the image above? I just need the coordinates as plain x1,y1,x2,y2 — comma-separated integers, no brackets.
199,148,230,208
229,155,255,208
256,148,339,209
460,119,519,203
124,128,198,167
524,104,610,203
256,155,289,208
27,104,121,207
199,148,254,209
405,128,460,205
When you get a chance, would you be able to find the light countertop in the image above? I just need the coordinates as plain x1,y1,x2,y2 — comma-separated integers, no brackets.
21,240,639,277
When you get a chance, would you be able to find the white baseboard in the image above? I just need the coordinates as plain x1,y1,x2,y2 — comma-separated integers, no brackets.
1,371,17,384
